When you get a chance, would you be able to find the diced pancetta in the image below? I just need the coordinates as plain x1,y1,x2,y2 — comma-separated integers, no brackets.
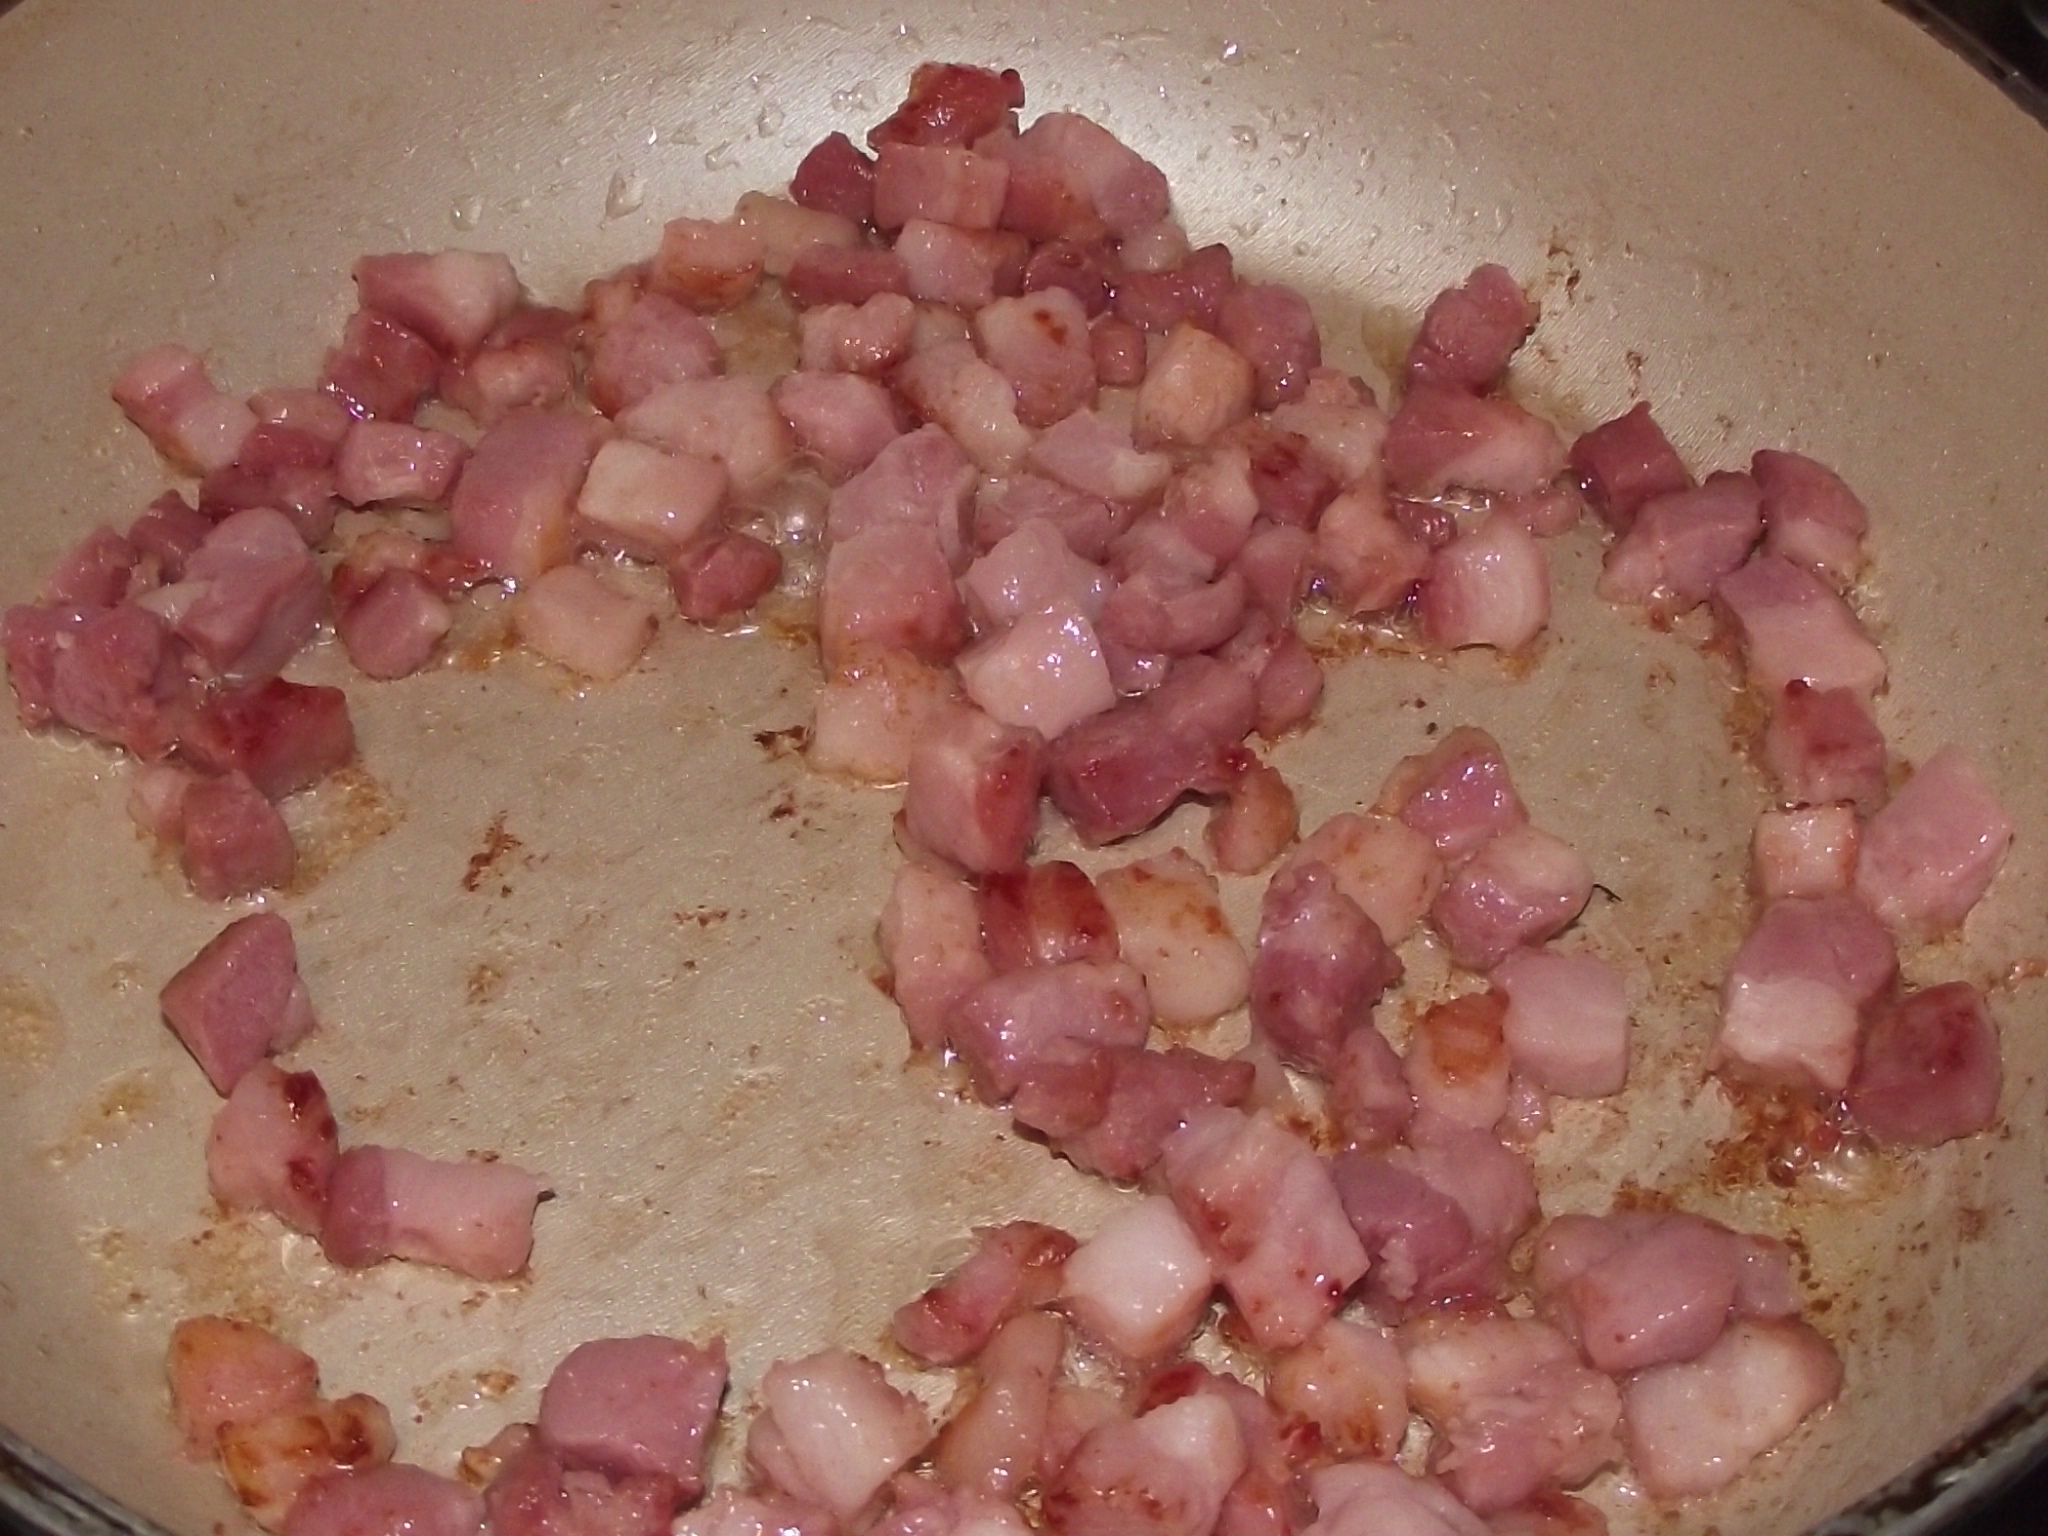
962,520,1111,631
895,220,1025,311
535,1335,727,1498
1384,385,1565,498
321,309,444,423
206,1063,339,1235
800,293,919,376
819,524,970,672
1716,895,1898,1092
1043,1395,1245,1536
1760,681,1888,812
1035,1045,1255,1184
1090,315,1147,386
1752,449,1868,591
178,679,356,799
1419,515,1551,653
1094,849,1250,1027
931,1309,1064,1502
1404,992,1512,1133
180,771,298,901
774,371,906,482
1488,950,1629,1098
1595,472,1762,616
873,145,1010,231
617,378,793,501
973,476,1131,564
332,422,466,508
978,862,1118,972
894,1224,1076,1365
513,565,658,682
1249,861,1400,1074
1134,324,1256,450
573,439,728,564
791,131,877,223
974,289,1097,429
167,1315,320,1462
1313,486,1431,615
649,218,765,312
129,492,214,584
895,339,1035,474
112,343,259,474
440,307,578,428
160,914,314,1097
732,190,862,279
353,250,522,359
750,1349,933,1526
957,604,1118,739
810,652,959,785
1278,813,1444,947
902,704,1045,874
1404,265,1536,396
1846,981,2001,1147
177,508,328,684
1378,727,1528,865
1302,1463,1488,1536
786,246,913,308
1027,409,1174,505
1752,805,1859,901
1567,403,1691,533
481,1443,679,1536
1022,239,1117,317
1113,244,1236,335
448,410,604,583
1430,827,1593,971
586,294,724,417
1218,284,1322,410
219,1394,398,1532
318,1145,545,1280
826,423,976,567
947,960,1149,1100
1060,1195,1215,1361
1853,744,2013,942
1006,112,1171,238
1203,747,1297,875
282,1463,485,1536
1712,553,1886,702
668,532,782,625
879,861,992,1051
336,571,452,681
1269,1319,1410,1462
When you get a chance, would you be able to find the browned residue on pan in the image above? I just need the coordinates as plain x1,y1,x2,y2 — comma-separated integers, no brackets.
463,814,524,894
0,975,61,1077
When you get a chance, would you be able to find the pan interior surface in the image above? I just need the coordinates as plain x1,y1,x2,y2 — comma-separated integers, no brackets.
1,3,2046,1535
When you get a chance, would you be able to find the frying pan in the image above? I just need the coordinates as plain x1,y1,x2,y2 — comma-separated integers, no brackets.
2,3,2046,1533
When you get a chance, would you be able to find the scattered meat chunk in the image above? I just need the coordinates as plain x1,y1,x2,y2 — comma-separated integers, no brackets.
775,371,906,481
786,245,912,308
1752,804,1859,901
1250,861,1401,1075
962,519,1111,630
873,144,1011,230
1043,1394,1245,1536
894,1222,1077,1365
976,288,1097,429
1419,515,1551,653
1060,1195,1215,1361
1567,403,1690,533
750,1349,933,1526
1489,950,1629,1098
587,293,724,417
1269,1319,1410,1461
733,191,862,279
219,1394,397,1532
1095,848,1250,1027
321,309,444,423
1328,1025,1416,1152
1716,895,1898,1092
575,439,728,564
896,338,1035,474
1405,265,1536,395
1113,244,1235,334
1205,748,1298,875
820,524,970,672
1313,485,1431,615
1218,284,1322,409
207,1063,339,1235
810,652,960,786
903,705,1045,875
336,570,452,680
180,770,298,901
1846,981,2001,1147
979,862,1118,972
1853,744,2013,942
332,422,466,507
791,132,877,222
353,250,522,359
618,378,794,501
178,679,356,799
319,1145,545,1280
1379,727,1529,864
167,1316,319,1462
175,507,328,684
536,1336,728,1498
947,959,1150,1100
872,63,1026,150
1384,385,1565,498
1760,681,1888,812
1302,1462,1489,1536
957,604,1118,739
448,410,604,583
1405,992,1512,1133
513,565,659,682
160,914,315,1096
1280,813,1444,947
1429,827,1593,971
1752,449,1868,590
1619,1319,1842,1500
282,1463,486,1536
113,343,258,474
482,1443,680,1536
1595,472,1762,616
880,860,993,1052
650,218,765,312
442,307,578,427
1134,324,1256,450
668,532,782,625
800,292,918,376
931,1309,1064,1501
1712,553,1885,702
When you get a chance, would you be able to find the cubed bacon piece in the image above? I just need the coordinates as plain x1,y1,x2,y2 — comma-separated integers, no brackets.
1090,314,1147,386
1113,244,1236,335
1620,1319,1841,1500
1044,1395,1245,1536
785,245,913,309
799,293,918,375
1419,515,1551,653
618,377,796,502
174,507,327,685
160,913,313,1096
1716,895,1898,1092
440,306,578,428
283,1464,485,1536
337,571,452,681
536,1336,727,1496
1314,485,1432,615
319,1145,544,1280
732,190,862,279
1847,981,2001,1147
1328,1153,1478,1312
332,421,467,507
248,387,353,450
1279,812,1444,947
178,679,356,799
1159,1109,1369,1350
774,371,905,481
1027,409,1174,505
1003,112,1171,237
220,1395,397,1532
962,520,1111,630
1853,744,2013,942
1095,849,1250,1028
1568,402,1691,534
513,566,658,683
1022,239,1117,318
1753,804,1859,901
129,492,213,584
979,862,1118,971
895,339,1035,474
1760,681,1888,812
874,145,1010,232
894,1223,1076,1365
586,293,723,417
1405,992,1512,1133
973,476,1130,564
1046,655,1258,844
481,1445,679,1536
448,410,605,583
40,525,137,607
975,288,1097,429
1218,283,1322,410
1269,371,1389,485
821,524,970,672
872,63,1026,149
1118,220,1192,275
1378,727,1529,865
1405,264,1537,395
1302,1463,1488,1536
1753,449,1868,590
1060,1196,1214,1361
206,1063,338,1235
1270,1319,1410,1462
1160,447,1260,567
1250,861,1401,1075
167,1316,320,1462
43,602,175,756
1384,385,1565,498
1408,1130,1541,1306
904,704,1045,875
1399,1314,1622,1515
880,861,992,1052
1040,1046,1255,1185
1242,613,1324,736
1489,950,1630,1099
1328,1025,1416,1152
1595,471,1763,615
810,652,959,786
948,959,1149,1100
650,218,765,312
827,423,975,565
1430,827,1594,971
181,771,297,901
574,438,728,564
931,1310,1065,1502
750,1350,933,1526
112,343,258,474
1233,422,1340,531
129,760,201,844
791,132,877,223
321,309,443,422
354,250,521,359
957,604,1118,739
1134,323,1256,450
668,532,782,626
1712,553,1886,702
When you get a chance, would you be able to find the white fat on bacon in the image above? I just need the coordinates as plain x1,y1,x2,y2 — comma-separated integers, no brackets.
1059,1195,1214,1361
1094,848,1250,1028
749,1349,932,1526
